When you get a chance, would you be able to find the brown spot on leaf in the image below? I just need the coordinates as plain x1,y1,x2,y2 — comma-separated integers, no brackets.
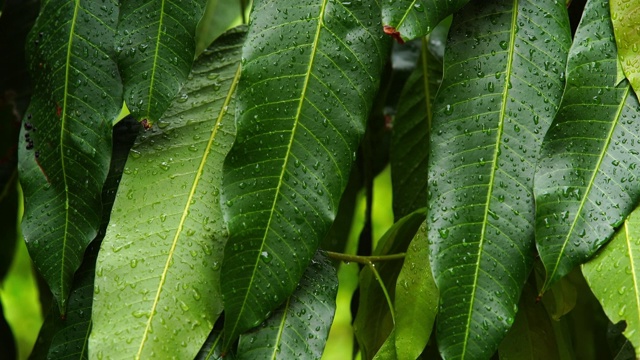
383,25,405,44
141,119,152,130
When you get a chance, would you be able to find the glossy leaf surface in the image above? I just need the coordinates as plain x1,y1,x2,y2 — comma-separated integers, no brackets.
610,0,640,98
534,0,640,291
427,1,571,358
381,0,468,42
583,204,640,356
221,0,388,344
90,28,244,359
18,0,122,312
117,0,207,123
236,252,338,360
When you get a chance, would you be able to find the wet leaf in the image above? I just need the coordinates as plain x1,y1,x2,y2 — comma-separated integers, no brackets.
381,0,468,42
236,252,338,360
195,0,242,56
535,0,640,292
610,0,640,98
220,0,388,345
117,0,207,124
90,27,244,359
17,0,123,312
427,1,571,358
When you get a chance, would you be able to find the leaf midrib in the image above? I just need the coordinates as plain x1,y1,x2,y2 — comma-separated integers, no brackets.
269,297,291,360
623,221,640,332
145,0,166,121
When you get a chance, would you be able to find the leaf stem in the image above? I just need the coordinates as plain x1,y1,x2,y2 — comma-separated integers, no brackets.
367,262,395,324
323,251,405,264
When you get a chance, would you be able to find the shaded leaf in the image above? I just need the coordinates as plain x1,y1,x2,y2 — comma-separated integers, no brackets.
236,252,338,360
427,0,571,358
220,0,388,345
195,330,231,360
610,0,640,98
381,0,468,42
117,0,207,123
534,0,640,291
18,0,123,312
0,299,16,360
90,27,244,359
195,0,242,56
373,329,397,360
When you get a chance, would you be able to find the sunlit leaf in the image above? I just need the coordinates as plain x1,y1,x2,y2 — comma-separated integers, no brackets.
427,1,571,358
117,0,207,123
17,0,123,312
90,27,244,359
534,0,640,292
610,0,640,98
381,0,468,42
220,0,388,345
195,0,242,56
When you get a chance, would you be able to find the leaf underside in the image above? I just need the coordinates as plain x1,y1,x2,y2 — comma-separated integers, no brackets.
427,0,571,358
220,0,388,345
534,0,640,292
90,27,245,360
381,0,469,42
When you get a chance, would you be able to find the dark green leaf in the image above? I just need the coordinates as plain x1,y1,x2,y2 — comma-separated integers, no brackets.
381,0,468,42
117,0,207,123
534,0,640,291
427,1,571,358
195,330,230,360
90,27,244,359
373,329,397,360
236,252,338,360
18,0,123,312
220,0,388,345
0,299,16,360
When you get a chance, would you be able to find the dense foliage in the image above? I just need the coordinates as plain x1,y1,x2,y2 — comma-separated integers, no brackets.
2,0,640,359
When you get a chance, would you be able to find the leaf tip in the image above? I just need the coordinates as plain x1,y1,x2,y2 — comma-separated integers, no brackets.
383,25,405,44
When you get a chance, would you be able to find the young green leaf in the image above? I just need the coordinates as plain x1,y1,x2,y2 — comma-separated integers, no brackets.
220,0,389,345
583,204,640,356
381,0,468,42
17,0,123,312
117,0,207,124
236,252,338,360
535,0,640,292
427,1,571,358
610,0,640,98
90,27,245,360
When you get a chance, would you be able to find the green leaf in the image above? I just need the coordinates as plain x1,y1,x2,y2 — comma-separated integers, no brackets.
394,220,438,360
610,0,640,98
195,0,242,56
236,252,338,360
381,0,467,42
427,1,571,358
90,27,245,359
583,204,640,356
195,331,230,360
373,329,398,360
534,0,640,292
0,299,16,360
17,0,123,312
220,0,388,344
117,0,207,123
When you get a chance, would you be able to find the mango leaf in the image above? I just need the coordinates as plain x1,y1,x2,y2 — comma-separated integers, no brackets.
236,252,338,360
17,0,123,312
394,220,438,360
195,331,229,360
195,0,242,56
610,0,640,98
427,1,571,358
583,204,640,356
117,0,207,123
534,0,640,292
90,27,244,359
373,329,398,360
381,0,468,42
220,0,388,344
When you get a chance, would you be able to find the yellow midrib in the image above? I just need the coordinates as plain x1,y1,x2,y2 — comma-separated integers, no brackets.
269,298,291,360
144,0,166,122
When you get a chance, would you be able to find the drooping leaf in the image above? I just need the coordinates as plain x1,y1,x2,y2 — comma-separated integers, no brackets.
610,0,640,98
534,0,640,292
90,27,244,359
236,252,338,360
17,0,123,312
583,204,640,356
373,329,397,360
394,220,438,360
117,0,207,124
220,0,389,344
354,208,427,359
427,1,571,358
195,0,242,56
381,0,468,42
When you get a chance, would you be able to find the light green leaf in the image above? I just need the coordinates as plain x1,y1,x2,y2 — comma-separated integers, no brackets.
427,0,571,358
610,0,640,97
117,0,207,123
583,204,640,357
195,0,243,56
381,0,468,42
236,252,338,360
373,329,398,360
394,220,438,360
17,0,123,312
534,0,640,292
90,27,245,360
220,0,388,345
